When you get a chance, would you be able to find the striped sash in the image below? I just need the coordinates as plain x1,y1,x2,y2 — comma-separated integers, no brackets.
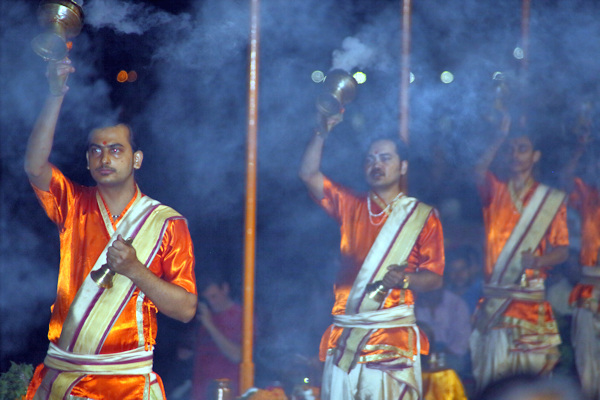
35,192,184,400
474,184,565,332
334,196,432,373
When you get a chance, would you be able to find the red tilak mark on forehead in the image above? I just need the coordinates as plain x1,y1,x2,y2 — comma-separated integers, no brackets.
102,141,107,145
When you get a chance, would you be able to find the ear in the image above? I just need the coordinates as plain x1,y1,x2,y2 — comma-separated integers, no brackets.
400,160,408,175
86,152,90,170
133,151,143,169
533,150,541,164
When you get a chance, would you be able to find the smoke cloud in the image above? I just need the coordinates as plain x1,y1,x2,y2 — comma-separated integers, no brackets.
1,0,599,394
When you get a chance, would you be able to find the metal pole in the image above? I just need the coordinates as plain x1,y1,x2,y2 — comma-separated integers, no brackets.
521,0,531,71
399,0,412,145
241,0,260,393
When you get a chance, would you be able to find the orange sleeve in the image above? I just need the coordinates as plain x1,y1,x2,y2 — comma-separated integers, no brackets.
319,176,362,224
149,218,197,295
411,209,445,276
31,165,80,228
546,202,569,249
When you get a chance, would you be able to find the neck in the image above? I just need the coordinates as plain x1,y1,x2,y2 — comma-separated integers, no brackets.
510,170,534,191
373,187,403,205
98,182,136,216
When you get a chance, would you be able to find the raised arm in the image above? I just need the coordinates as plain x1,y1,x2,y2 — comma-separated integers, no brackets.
24,59,75,191
298,112,343,199
474,112,511,186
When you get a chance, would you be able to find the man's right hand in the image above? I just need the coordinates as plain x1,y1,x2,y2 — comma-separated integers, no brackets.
317,111,344,136
46,58,75,96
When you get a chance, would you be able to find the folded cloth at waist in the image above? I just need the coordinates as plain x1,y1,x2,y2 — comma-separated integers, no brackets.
43,342,154,375
581,266,600,285
483,279,546,302
333,304,416,329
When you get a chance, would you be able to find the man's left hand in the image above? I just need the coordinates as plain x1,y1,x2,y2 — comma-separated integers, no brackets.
106,234,140,276
381,264,407,289
521,249,539,270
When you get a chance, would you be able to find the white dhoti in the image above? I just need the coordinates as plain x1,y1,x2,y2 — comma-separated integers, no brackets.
469,327,559,394
322,353,418,400
321,306,421,400
572,307,600,400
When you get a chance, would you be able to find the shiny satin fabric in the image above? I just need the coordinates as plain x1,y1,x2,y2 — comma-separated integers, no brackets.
26,165,196,399
479,172,568,326
569,178,600,312
422,369,467,400
317,177,445,364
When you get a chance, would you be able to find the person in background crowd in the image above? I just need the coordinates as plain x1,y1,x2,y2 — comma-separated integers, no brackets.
415,285,471,378
445,245,483,314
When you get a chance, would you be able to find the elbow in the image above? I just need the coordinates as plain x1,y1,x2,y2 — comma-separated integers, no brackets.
298,167,312,184
178,294,198,323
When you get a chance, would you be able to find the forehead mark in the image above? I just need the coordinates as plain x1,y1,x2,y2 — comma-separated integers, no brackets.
102,141,107,145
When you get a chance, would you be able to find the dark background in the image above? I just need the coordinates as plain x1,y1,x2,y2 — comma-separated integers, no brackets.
1,0,599,393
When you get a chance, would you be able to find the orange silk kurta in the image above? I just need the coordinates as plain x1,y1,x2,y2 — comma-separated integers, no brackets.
317,177,445,363
568,177,600,312
479,172,569,325
26,165,197,399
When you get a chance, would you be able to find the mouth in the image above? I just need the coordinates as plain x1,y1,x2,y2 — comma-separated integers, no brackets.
96,168,115,176
369,170,384,180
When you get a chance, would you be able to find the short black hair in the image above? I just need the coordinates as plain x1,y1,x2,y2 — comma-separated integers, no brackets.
367,135,410,161
506,128,540,150
87,123,139,152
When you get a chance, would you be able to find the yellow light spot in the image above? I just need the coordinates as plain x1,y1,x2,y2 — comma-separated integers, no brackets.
311,70,325,83
127,70,138,82
353,71,367,84
440,71,454,84
117,70,128,83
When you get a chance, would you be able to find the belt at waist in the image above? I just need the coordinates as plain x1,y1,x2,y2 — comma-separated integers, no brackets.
333,304,416,329
483,281,546,302
44,342,154,375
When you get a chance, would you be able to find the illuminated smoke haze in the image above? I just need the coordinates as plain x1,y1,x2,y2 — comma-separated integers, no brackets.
1,0,599,393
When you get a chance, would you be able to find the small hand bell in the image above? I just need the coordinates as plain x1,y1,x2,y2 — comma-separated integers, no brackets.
367,281,389,303
90,238,133,289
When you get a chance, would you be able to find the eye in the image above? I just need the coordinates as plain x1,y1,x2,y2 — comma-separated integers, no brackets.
89,147,101,156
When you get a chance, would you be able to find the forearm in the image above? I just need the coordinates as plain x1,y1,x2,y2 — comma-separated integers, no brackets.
25,95,64,190
535,246,569,269
298,132,326,199
405,269,443,292
127,262,197,322
203,322,242,363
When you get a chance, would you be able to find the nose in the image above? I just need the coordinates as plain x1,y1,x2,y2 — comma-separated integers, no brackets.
101,149,111,165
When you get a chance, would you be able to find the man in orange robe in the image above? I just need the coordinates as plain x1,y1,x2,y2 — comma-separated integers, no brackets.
562,137,600,400
299,113,444,400
470,114,569,393
24,59,197,399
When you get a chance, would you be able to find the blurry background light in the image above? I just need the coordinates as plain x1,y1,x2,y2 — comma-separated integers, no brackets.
353,71,366,84
127,70,138,82
513,47,524,59
311,70,325,83
440,71,454,83
117,70,128,83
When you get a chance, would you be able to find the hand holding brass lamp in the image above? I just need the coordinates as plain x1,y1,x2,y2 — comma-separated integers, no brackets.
31,0,84,94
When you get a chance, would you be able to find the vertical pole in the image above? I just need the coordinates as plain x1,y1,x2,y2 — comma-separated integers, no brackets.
521,0,531,71
399,0,412,145
241,0,260,393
